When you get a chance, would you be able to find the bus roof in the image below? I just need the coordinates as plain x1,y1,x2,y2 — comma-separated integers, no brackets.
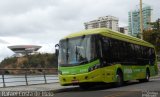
63,28,154,48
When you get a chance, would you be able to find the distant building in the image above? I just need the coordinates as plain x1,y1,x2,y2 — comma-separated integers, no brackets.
84,16,119,31
119,26,128,35
8,45,41,57
128,5,152,37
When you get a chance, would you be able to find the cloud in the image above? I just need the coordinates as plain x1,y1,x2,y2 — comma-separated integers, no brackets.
0,38,8,44
0,6,55,36
0,0,160,62
0,0,60,15
0,44,14,61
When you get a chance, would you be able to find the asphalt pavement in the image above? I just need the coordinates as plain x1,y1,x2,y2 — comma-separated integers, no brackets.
0,77,160,97
53,79,160,97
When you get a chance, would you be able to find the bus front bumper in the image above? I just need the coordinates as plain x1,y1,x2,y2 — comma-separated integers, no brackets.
58,69,103,86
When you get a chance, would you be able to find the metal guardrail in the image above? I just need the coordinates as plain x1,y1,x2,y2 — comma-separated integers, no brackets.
0,68,58,87
1,65,159,88
158,63,160,75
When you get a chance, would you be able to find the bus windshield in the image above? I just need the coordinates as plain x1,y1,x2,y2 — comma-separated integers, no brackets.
58,36,97,66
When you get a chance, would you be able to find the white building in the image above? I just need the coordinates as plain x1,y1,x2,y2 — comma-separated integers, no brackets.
84,16,119,31
8,45,41,57
119,26,128,35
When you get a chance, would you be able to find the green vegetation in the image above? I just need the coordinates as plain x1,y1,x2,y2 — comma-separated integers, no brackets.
143,20,160,53
0,53,58,68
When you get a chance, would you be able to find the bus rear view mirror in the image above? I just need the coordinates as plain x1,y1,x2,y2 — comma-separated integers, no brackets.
55,44,59,57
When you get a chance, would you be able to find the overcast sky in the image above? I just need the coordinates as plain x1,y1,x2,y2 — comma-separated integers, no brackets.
0,0,160,62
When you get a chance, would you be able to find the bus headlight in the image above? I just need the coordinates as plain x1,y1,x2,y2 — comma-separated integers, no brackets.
88,64,100,72
58,70,62,75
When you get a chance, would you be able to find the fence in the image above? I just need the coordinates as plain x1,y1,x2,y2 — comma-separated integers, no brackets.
158,62,160,75
0,68,58,87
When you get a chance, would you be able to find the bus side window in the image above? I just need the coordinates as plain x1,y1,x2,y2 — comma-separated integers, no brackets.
150,48,155,66
130,43,136,64
91,36,97,60
102,37,110,65
110,39,117,63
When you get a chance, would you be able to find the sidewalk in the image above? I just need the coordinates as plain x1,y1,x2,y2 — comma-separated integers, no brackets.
0,83,64,91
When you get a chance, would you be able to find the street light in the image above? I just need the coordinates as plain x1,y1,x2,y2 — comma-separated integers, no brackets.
140,0,143,39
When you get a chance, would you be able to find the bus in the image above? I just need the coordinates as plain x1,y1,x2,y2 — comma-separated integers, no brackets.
55,28,158,89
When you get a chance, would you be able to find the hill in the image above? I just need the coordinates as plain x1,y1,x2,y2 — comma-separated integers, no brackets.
0,53,58,74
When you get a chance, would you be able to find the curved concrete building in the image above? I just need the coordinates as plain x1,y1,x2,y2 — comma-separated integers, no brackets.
8,45,41,54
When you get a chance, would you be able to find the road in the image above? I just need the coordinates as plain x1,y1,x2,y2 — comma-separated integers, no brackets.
0,78,159,97
53,79,160,97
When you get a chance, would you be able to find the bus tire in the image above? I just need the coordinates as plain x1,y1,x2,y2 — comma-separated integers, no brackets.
115,71,123,87
144,69,150,82
139,69,150,82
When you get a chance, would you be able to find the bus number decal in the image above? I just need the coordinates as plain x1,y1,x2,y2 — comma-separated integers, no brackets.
124,69,132,74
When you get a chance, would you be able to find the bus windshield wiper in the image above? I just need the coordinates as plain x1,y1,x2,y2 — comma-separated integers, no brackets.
75,45,78,62
80,59,88,64
66,38,69,63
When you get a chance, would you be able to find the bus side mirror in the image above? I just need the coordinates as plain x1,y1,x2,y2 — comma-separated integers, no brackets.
55,49,59,56
55,44,59,57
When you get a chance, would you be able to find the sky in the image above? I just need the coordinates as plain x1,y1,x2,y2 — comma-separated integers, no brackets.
0,0,160,62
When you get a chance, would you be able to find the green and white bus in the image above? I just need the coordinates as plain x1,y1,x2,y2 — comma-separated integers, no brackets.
56,28,158,88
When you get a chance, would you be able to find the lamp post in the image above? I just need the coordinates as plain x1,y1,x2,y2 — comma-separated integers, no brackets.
140,0,143,39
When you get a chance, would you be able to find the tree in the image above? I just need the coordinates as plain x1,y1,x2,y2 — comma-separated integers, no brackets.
0,53,58,68
143,19,160,53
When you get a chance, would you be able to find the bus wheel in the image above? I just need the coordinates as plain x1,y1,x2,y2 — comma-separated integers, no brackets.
139,70,150,82
144,70,150,82
115,71,123,87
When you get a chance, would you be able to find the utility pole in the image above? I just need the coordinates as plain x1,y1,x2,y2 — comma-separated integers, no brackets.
140,0,143,39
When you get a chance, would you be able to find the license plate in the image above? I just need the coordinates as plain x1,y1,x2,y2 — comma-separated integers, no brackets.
72,80,79,83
